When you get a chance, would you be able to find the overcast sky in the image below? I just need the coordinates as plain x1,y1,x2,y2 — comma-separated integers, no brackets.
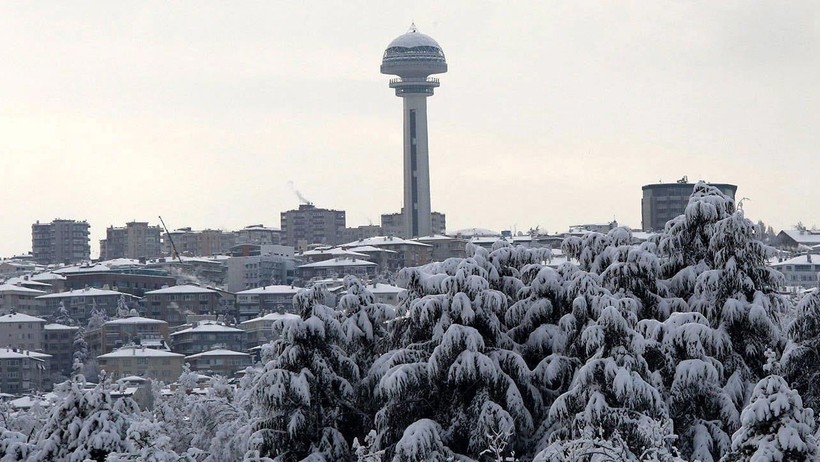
1,1,818,257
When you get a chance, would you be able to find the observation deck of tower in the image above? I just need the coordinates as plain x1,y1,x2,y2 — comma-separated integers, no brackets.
381,24,447,238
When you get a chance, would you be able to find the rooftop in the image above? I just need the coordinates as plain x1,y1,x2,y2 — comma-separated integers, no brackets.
237,284,301,295
98,346,184,359
298,258,378,269
144,284,219,295
36,287,135,299
0,284,47,295
240,312,300,325
104,316,168,326
185,348,250,359
341,236,431,248
0,312,46,323
0,348,50,360
170,321,243,336
44,323,80,331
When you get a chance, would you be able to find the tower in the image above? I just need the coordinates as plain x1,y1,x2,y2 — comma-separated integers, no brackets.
381,24,447,238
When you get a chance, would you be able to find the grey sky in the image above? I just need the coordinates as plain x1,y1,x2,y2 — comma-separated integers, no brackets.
1,1,818,257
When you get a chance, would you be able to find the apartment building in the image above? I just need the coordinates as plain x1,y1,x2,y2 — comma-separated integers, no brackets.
280,203,346,248
235,285,301,321
0,284,46,315
31,219,91,264
43,323,79,379
96,346,184,382
170,321,245,356
143,285,223,326
185,349,252,377
86,316,170,356
0,312,46,352
99,221,162,260
0,348,50,394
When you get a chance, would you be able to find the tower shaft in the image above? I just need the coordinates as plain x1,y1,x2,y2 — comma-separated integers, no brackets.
402,94,432,238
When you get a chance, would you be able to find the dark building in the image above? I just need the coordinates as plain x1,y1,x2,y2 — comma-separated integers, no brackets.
31,219,90,264
641,181,737,232
381,210,446,238
280,203,346,248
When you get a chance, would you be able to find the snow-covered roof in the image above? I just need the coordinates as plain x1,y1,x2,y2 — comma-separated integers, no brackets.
236,285,301,295
340,236,431,248
415,234,460,242
347,245,398,253
361,283,405,294
298,258,378,269
780,230,820,245
117,375,148,383
453,228,500,237
144,284,218,295
0,348,49,359
36,287,135,299
52,264,111,274
299,248,370,258
770,254,820,267
0,283,46,295
0,313,46,323
10,395,52,409
44,323,79,331
170,322,243,335
98,346,184,359
240,312,300,324
185,349,250,359
387,29,442,49
30,272,66,281
104,316,168,326
3,277,52,288
98,258,144,267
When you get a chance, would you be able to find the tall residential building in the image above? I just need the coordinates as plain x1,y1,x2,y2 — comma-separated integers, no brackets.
280,203,346,247
641,181,737,232
162,228,236,257
381,210,446,238
381,24,447,238
99,221,162,260
31,219,90,264
236,225,282,246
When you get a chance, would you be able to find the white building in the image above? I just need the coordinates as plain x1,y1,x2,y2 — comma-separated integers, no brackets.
235,285,301,321
0,312,47,352
771,254,820,290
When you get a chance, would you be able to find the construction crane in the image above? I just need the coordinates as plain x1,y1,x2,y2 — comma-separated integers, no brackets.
158,216,184,265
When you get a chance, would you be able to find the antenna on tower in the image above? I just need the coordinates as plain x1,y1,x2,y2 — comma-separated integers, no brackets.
409,21,417,33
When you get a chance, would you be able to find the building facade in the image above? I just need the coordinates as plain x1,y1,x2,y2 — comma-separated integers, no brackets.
235,225,282,246
226,254,298,293
641,181,737,231
144,285,223,326
170,321,245,356
235,285,300,321
0,284,46,315
96,346,184,382
280,203,346,248
31,219,91,264
0,348,50,394
86,316,170,356
381,211,446,239
0,312,46,352
185,349,252,377
99,221,162,260
239,312,300,349
43,323,79,379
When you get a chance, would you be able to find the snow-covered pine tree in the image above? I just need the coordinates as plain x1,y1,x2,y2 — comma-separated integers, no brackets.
53,300,76,326
338,275,396,443
721,374,818,462
87,301,108,331
372,248,540,460
782,289,820,412
116,295,130,318
543,303,674,458
28,376,138,461
247,285,359,461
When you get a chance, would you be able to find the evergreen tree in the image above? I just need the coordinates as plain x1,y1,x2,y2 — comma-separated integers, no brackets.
53,301,76,326
721,375,818,462
247,285,359,461
782,289,820,411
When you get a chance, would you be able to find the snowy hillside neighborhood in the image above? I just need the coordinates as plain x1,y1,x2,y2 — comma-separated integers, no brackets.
2,3,819,461
1,183,819,461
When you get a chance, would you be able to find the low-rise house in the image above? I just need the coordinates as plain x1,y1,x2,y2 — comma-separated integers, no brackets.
86,316,170,356
240,312,300,349
361,283,405,305
97,346,184,382
0,348,50,394
30,272,67,293
0,312,46,352
169,321,245,356
43,323,79,379
235,285,300,321
414,235,468,261
0,284,46,315
185,349,252,377
144,285,223,326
